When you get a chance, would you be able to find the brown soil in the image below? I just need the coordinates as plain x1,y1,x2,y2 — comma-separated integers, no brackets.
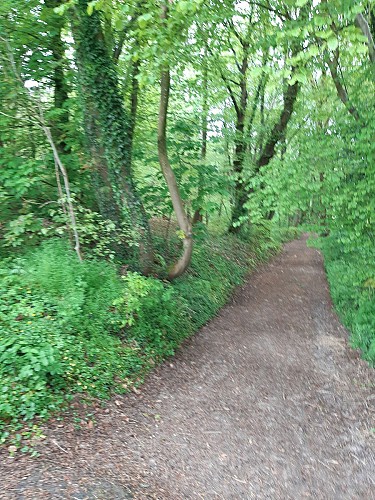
1,236,374,499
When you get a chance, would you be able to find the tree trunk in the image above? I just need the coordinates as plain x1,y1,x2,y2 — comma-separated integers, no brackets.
128,58,140,159
44,125,82,262
158,68,193,279
246,52,269,143
326,48,360,121
355,13,375,63
193,46,208,225
229,114,247,233
45,0,70,153
228,44,249,233
72,0,153,271
256,79,299,168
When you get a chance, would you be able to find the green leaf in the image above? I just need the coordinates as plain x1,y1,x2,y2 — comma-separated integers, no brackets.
87,3,94,16
306,45,319,58
177,1,190,14
327,37,339,51
289,27,301,38
114,18,124,31
137,12,152,29
318,29,334,40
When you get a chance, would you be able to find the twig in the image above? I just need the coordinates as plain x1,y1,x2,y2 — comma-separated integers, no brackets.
51,439,69,454
317,458,336,473
0,35,83,262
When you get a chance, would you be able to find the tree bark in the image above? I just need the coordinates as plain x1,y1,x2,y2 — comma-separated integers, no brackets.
228,43,249,233
158,68,193,279
128,58,140,161
355,13,375,63
45,0,70,153
44,125,82,261
193,45,208,225
228,112,247,233
256,79,299,168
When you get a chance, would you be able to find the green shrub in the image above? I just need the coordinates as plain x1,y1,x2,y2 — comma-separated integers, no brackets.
319,233,375,366
0,242,136,433
114,272,192,357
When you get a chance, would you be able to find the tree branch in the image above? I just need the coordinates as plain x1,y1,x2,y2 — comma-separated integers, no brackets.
248,1,288,20
355,13,375,63
257,75,299,168
227,36,242,72
220,71,240,117
326,48,360,121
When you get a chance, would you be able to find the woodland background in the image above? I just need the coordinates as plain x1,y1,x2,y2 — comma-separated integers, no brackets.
0,0,374,451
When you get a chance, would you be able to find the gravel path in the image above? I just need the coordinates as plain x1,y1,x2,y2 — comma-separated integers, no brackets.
1,236,374,499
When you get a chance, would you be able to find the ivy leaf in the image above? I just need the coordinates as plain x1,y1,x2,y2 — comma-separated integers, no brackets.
87,2,95,16
296,0,309,6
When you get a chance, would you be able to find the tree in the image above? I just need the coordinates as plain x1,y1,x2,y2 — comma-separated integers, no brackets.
71,0,153,270
157,4,193,279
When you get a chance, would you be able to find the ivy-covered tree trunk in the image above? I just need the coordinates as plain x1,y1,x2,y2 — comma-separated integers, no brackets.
227,44,249,233
128,58,141,162
45,0,70,153
71,0,153,271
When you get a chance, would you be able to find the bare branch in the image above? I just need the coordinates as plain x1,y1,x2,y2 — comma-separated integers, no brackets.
0,35,83,261
43,123,83,261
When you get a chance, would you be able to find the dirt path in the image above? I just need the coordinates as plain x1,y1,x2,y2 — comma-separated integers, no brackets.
1,236,374,499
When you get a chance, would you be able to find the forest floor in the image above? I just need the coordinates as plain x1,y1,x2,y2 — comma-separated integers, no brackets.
1,235,374,499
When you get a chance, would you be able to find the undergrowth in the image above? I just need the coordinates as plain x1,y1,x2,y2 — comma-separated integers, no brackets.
313,233,375,366
0,224,285,452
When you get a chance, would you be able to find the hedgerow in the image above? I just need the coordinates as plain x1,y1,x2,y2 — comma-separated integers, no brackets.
314,233,375,366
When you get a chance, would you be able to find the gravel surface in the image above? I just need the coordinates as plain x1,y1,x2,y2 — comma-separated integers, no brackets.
1,236,374,499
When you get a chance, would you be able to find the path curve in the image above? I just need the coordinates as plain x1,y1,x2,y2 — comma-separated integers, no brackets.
1,236,374,499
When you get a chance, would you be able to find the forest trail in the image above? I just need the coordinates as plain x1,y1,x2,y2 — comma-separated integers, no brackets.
1,236,374,499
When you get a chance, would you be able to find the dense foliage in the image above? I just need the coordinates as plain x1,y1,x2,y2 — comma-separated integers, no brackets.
0,0,374,449
314,236,375,365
